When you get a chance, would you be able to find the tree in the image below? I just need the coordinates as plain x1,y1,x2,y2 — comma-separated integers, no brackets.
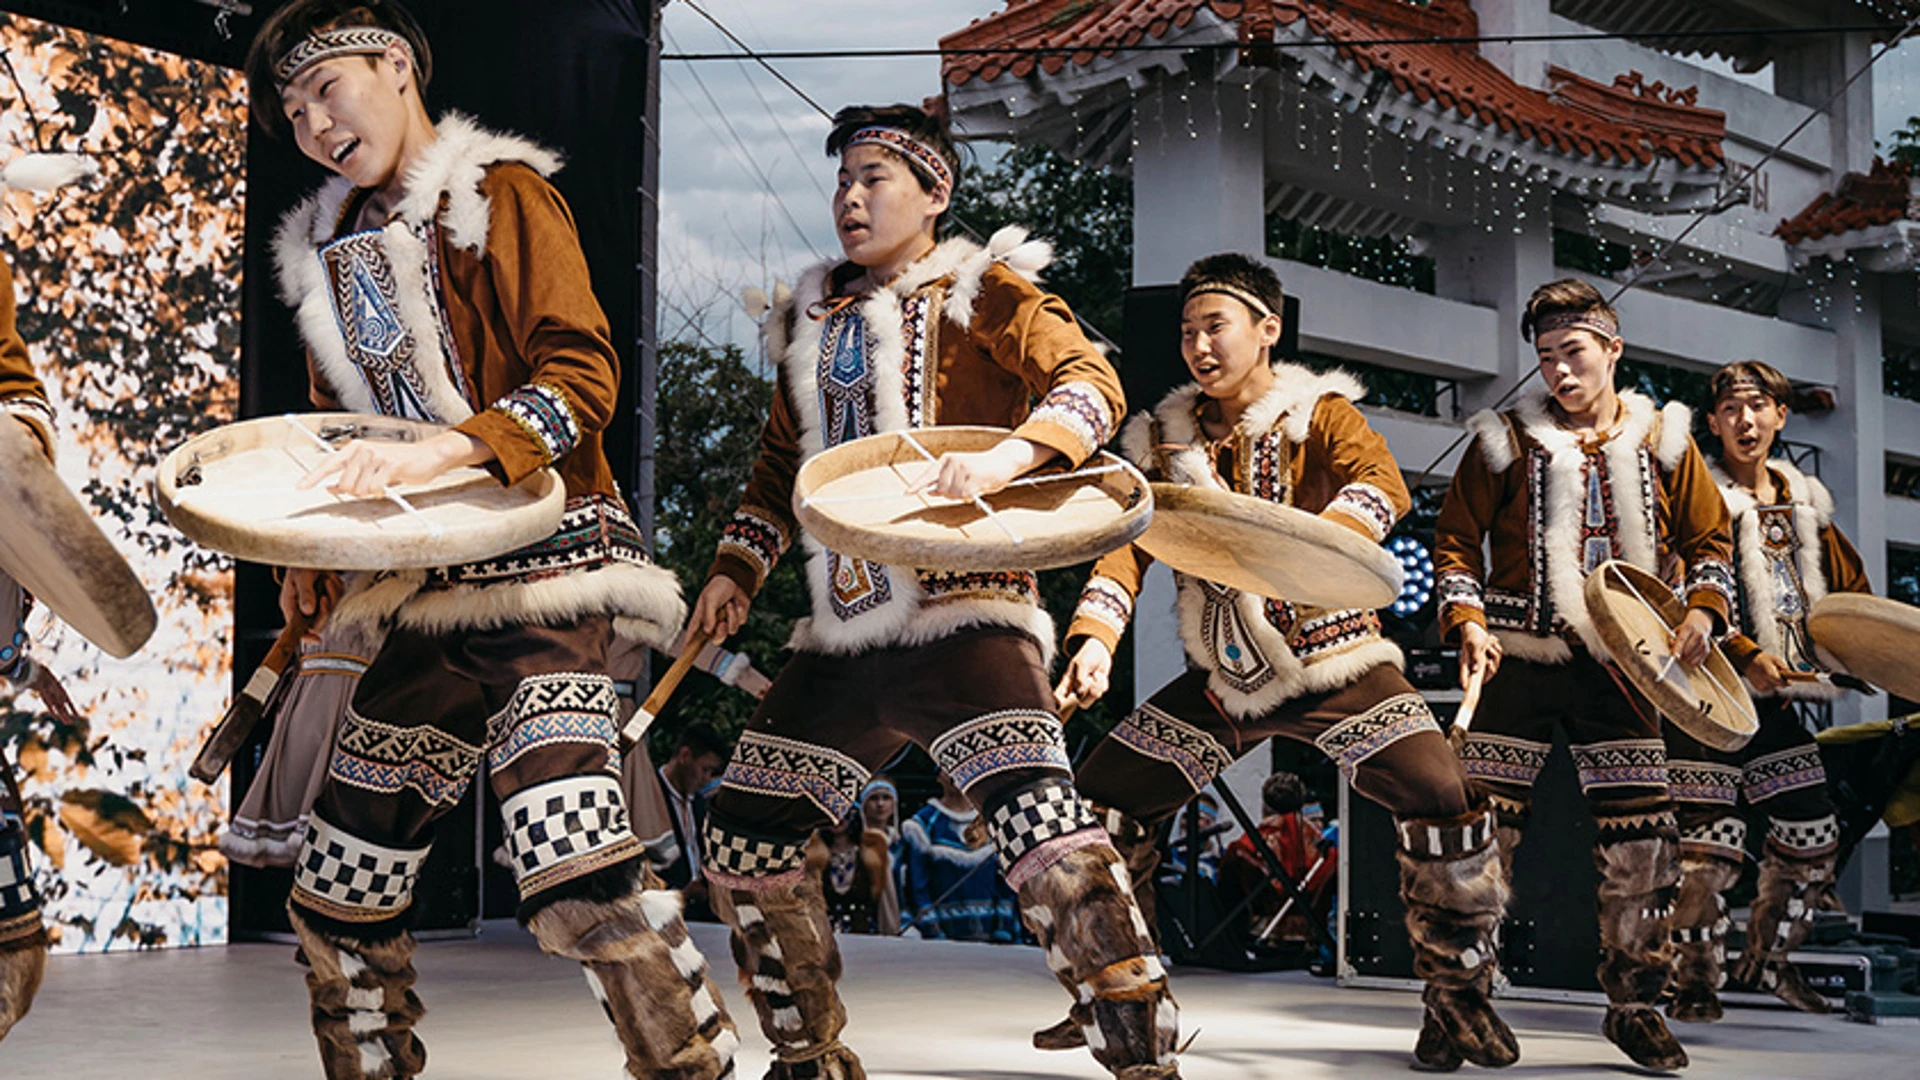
1890,115,1920,172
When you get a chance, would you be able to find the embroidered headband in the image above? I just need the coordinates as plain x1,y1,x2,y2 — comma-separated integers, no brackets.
1532,309,1620,341
1184,280,1278,320
274,26,412,85
845,125,954,191
860,779,898,802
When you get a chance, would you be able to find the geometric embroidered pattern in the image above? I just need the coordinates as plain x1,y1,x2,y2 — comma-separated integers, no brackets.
929,710,1071,793
1075,575,1134,639
1570,738,1669,792
1026,380,1115,461
1111,703,1235,794
1314,693,1438,779
1680,814,1748,859
1769,814,1840,855
987,777,1102,877
0,820,38,919
500,774,636,896
723,731,869,825
703,818,807,879
430,493,654,588
292,815,429,922
719,505,790,590
493,382,582,466
320,229,436,422
1686,556,1738,614
1667,760,1742,806
1325,481,1397,542
330,708,484,808
486,672,619,776
1458,733,1552,788
1744,745,1827,804
273,26,410,82
1436,569,1485,615
1396,809,1494,859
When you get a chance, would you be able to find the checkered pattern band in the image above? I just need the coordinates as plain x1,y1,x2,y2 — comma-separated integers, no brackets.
929,710,1071,793
1325,482,1398,542
273,27,411,84
722,731,869,824
1075,575,1134,639
1570,738,1669,792
492,382,582,466
1744,745,1827,804
1667,761,1742,806
0,820,39,919
501,775,637,896
1769,814,1840,856
845,125,954,190
1025,380,1115,460
1680,814,1748,859
703,817,807,880
1111,703,1235,794
1314,693,1438,780
988,776,1102,879
486,672,619,776
1458,733,1552,788
292,816,428,922
1396,810,1495,859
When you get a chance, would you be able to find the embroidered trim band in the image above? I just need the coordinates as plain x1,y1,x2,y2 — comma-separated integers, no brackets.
292,815,429,921
845,126,954,190
1533,310,1619,340
493,382,581,466
274,27,411,85
1183,281,1276,319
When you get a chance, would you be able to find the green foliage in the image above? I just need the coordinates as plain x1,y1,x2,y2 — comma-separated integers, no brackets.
1266,216,1435,294
1890,115,1920,172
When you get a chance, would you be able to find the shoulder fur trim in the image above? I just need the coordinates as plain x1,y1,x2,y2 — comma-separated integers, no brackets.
1653,401,1694,471
1243,362,1366,444
1773,460,1833,523
392,112,562,254
1117,411,1155,469
1465,408,1518,473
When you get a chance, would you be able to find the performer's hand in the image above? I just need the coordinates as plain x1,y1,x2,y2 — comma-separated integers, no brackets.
27,663,80,725
280,568,342,636
1054,638,1113,711
908,437,1057,501
1458,622,1502,687
1745,651,1791,693
1672,608,1715,669
693,575,751,642
298,431,491,498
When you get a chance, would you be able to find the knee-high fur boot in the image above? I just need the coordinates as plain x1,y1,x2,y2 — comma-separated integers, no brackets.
1729,843,1837,1014
1019,843,1179,1079
1398,808,1517,1072
0,813,47,1043
711,873,864,1080
1666,847,1740,1024
526,866,740,1079
1032,806,1161,1053
288,905,428,1080
1593,819,1687,1072
0,934,45,1043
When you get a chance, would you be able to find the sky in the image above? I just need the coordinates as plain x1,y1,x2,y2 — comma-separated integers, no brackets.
656,2,1920,353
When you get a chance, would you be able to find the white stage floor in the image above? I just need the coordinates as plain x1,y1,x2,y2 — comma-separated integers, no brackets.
2,920,1910,1078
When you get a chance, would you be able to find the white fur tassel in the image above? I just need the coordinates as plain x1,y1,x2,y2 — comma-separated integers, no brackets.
1,153,97,192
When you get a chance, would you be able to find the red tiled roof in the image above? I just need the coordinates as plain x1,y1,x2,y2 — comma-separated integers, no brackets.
941,0,1726,170
1776,158,1918,244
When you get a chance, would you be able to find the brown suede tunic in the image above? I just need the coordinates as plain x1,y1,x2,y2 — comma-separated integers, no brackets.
0,257,53,458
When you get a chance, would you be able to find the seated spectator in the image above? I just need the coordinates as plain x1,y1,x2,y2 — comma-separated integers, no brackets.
655,722,729,920
1221,772,1336,947
900,772,1023,942
1163,792,1229,884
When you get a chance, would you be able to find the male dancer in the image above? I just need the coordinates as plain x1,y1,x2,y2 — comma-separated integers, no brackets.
1434,279,1735,1071
1049,254,1514,1072
1664,360,1862,1021
247,4,736,1076
689,103,1176,1079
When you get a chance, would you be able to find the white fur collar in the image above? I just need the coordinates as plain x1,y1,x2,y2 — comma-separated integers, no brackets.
1472,388,1692,474
1708,458,1841,698
1709,459,1832,524
1125,362,1365,488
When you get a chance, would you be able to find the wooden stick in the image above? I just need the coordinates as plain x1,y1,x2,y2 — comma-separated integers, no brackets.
619,629,712,749
190,604,313,783
283,415,443,538
897,429,1023,546
1448,661,1485,753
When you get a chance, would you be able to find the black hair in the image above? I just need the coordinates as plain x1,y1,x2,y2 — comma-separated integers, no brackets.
673,722,729,761
1179,252,1285,321
1261,772,1308,816
825,103,962,230
246,0,433,139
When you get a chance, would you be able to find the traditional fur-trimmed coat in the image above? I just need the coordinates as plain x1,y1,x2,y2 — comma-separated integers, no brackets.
273,114,682,647
0,258,52,460
1712,460,1871,699
1066,364,1409,719
1433,388,1735,663
707,227,1123,659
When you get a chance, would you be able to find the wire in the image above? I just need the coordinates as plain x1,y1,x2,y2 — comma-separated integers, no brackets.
678,0,832,119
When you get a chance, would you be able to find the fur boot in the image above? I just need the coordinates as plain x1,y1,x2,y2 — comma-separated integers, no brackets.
1593,834,1687,1071
526,868,740,1079
1398,808,1518,1071
710,873,865,1080
1666,850,1739,1024
1729,848,1837,1015
0,934,46,1043
1031,806,1161,1053
1018,844,1179,1079
288,905,428,1080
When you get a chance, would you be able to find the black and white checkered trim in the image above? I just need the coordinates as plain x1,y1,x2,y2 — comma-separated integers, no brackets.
1768,814,1840,856
0,820,38,918
702,818,806,880
501,775,634,888
1397,810,1495,859
1680,815,1748,858
293,816,427,918
987,777,1101,875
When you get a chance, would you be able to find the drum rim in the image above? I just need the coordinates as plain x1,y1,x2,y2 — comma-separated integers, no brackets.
1808,592,1920,700
1583,559,1757,752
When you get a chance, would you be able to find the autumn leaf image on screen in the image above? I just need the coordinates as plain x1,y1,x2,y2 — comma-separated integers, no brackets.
0,13,245,952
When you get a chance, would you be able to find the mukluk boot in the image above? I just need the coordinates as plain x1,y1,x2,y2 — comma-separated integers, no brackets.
1729,837,1837,1015
1018,840,1179,1079
1397,808,1518,1071
0,815,47,1043
1593,822,1687,1072
287,905,428,1080
711,871,865,1080
1665,838,1741,1024
526,865,740,1079
1031,805,1161,1053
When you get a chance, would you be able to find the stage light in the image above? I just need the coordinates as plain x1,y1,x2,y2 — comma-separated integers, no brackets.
1388,534,1434,618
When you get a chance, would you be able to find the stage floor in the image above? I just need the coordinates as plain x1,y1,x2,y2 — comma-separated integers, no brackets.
3,921,1910,1078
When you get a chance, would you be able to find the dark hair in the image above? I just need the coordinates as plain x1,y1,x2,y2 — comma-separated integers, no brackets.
1710,359,1792,408
1520,278,1619,343
1179,252,1285,321
1261,771,1308,816
825,103,961,230
246,0,433,139
673,722,729,761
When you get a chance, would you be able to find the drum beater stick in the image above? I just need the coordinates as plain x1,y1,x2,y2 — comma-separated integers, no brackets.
282,416,444,539
619,629,712,749
895,430,1023,546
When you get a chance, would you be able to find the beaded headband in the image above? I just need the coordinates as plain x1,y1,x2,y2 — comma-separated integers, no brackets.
1713,373,1783,404
274,27,412,85
1532,309,1620,341
1184,281,1278,321
845,125,954,191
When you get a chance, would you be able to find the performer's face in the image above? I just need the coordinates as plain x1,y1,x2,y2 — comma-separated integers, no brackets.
862,790,895,828
1181,293,1280,401
280,46,420,190
1534,326,1622,420
833,144,948,271
1709,386,1788,468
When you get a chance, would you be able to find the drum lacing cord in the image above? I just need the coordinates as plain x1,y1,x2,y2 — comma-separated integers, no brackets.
1609,566,1757,731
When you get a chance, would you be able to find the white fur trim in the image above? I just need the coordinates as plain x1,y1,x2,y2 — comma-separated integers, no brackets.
637,888,685,932
344,985,383,1011
1148,361,1363,450
1492,630,1573,665
338,952,370,979
709,1027,740,1065
690,983,721,1025
1466,409,1518,474
668,938,706,981
733,904,764,928
771,1006,803,1031
1654,401,1695,471
392,113,562,254
330,562,686,649
348,1009,387,1035
1710,460,1842,700
358,1040,394,1078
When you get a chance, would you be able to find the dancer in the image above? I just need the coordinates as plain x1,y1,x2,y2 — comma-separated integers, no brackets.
1664,360,1860,1021
1434,278,1735,1070
690,103,1177,1078
1050,254,1514,1071
247,3,735,1076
